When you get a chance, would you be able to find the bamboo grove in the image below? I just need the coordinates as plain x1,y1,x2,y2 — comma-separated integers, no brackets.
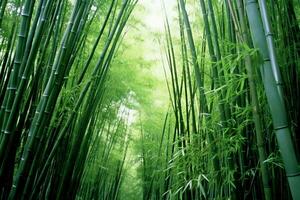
0,0,137,199
138,0,300,199
0,0,300,200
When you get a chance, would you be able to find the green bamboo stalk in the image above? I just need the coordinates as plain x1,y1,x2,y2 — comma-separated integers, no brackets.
0,22,17,105
178,0,208,115
0,0,36,151
56,1,135,198
77,0,116,84
0,0,7,27
0,0,54,167
232,1,272,199
199,0,228,123
29,3,135,196
246,1,300,199
7,1,86,198
257,0,283,86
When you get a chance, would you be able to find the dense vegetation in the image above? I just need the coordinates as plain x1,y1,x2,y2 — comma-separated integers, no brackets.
0,0,299,199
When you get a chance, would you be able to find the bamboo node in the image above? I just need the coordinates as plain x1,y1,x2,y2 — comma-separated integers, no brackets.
14,60,22,64
5,109,12,112
21,12,30,17
275,81,284,86
286,171,300,177
274,125,289,130
265,32,274,37
246,0,257,5
17,34,26,38
7,87,17,90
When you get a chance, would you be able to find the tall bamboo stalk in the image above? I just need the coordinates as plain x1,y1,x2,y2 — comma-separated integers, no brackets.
246,0,300,199
232,0,272,199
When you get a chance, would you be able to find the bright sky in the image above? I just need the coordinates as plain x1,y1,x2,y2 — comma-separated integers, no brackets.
133,0,177,71
140,0,176,32
117,0,176,126
136,0,176,108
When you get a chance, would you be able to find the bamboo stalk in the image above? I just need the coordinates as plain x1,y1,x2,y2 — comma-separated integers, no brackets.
246,0,300,199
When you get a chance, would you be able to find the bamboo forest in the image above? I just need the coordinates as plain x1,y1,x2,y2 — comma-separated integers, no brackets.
0,0,300,199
